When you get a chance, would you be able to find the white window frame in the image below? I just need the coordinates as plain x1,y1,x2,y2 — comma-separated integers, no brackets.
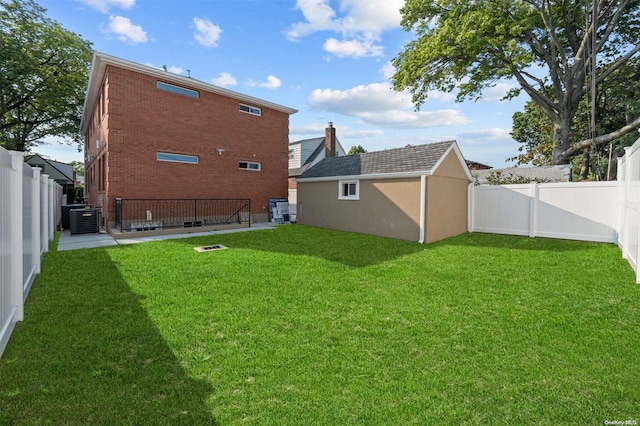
239,103,261,116
239,161,261,171
338,180,359,200
157,152,199,164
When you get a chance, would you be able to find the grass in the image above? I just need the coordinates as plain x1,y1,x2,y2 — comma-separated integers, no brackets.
1,225,639,425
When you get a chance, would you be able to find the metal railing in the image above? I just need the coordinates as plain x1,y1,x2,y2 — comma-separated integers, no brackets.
115,198,251,232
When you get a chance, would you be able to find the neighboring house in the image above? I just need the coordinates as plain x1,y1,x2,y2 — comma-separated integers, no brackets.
288,123,346,217
296,140,472,243
80,51,297,232
473,165,572,185
466,160,492,171
25,154,76,203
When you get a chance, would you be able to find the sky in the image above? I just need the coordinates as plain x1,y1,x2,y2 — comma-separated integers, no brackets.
35,0,529,167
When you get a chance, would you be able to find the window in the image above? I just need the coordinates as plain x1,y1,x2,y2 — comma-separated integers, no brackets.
157,152,199,164
239,161,261,171
288,149,294,159
338,180,359,200
239,103,261,116
157,81,199,98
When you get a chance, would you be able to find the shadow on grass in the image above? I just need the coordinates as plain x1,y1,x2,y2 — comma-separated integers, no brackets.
434,231,611,252
173,224,427,267
0,248,217,425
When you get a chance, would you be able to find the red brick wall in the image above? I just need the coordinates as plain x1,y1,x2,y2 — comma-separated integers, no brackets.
85,65,291,226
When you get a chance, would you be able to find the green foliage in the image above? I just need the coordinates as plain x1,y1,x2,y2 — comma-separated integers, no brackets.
511,58,640,174
347,145,367,155
482,170,551,185
393,0,640,163
0,0,93,152
69,160,84,176
0,226,638,424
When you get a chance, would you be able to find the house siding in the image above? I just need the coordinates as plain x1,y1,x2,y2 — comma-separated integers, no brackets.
84,64,291,227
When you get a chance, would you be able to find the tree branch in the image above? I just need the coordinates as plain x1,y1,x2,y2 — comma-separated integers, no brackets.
558,115,640,160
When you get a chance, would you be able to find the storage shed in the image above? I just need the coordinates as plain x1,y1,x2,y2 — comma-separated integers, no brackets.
296,141,472,243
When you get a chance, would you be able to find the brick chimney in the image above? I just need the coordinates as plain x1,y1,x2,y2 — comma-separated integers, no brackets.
325,122,336,158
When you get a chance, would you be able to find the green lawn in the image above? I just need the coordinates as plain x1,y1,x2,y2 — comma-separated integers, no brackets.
1,225,639,425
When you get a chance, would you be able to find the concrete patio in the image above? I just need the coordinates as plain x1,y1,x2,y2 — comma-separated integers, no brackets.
57,222,279,251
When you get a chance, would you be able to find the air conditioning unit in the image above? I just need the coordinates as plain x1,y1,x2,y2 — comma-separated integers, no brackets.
61,204,91,230
70,208,100,235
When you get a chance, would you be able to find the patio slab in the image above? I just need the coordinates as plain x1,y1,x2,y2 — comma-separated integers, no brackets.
57,222,279,251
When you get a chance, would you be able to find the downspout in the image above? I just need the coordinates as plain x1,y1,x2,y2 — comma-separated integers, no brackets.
419,174,426,244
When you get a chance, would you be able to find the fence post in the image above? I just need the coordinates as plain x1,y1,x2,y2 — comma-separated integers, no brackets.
9,151,24,322
467,182,475,233
31,167,41,276
48,179,54,240
529,182,539,238
40,174,49,255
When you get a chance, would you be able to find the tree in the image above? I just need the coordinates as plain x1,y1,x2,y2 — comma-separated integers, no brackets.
0,0,93,152
348,145,367,155
392,0,640,165
511,58,640,178
70,160,84,176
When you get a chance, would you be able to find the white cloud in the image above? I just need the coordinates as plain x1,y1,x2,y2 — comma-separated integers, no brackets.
261,75,282,89
458,128,512,140
290,123,335,135
193,17,222,47
338,0,403,33
167,66,183,74
360,110,471,128
479,82,519,102
77,0,134,13
286,0,339,40
106,16,147,43
286,0,402,58
211,72,238,87
309,83,410,114
380,61,396,80
308,82,470,128
323,36,383,58
342,129,384,138
249,75,282,90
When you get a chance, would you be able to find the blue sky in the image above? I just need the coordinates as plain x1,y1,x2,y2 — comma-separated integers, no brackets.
36,0,528,167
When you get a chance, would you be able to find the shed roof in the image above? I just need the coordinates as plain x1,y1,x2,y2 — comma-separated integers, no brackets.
298,140,467,180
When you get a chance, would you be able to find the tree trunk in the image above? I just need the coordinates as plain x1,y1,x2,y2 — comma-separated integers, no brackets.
551,118,572,165
579,148,590,180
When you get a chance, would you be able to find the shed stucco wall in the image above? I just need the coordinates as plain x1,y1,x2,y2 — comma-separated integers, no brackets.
297,177,421,241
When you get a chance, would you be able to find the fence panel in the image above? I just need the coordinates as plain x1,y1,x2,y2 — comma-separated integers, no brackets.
0,146,59,357
536,182,618,242
469,184,532,236
470,181,618,243
0,149,14,358
618,139,640,282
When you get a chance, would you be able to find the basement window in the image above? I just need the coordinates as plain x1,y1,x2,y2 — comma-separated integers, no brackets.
338,180,359,200
157,152,199,164
239,161,261,171
239,103,261,116
157,81,199,98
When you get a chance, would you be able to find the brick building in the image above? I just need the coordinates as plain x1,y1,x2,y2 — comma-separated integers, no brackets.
80,52,297,232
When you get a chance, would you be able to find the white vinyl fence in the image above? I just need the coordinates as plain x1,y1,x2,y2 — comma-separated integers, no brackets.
469,181,618,243
0,147,62,357
617,139,640,282
469,136,640,283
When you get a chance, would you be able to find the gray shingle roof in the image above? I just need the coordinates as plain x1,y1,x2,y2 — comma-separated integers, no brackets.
298,140,456,179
